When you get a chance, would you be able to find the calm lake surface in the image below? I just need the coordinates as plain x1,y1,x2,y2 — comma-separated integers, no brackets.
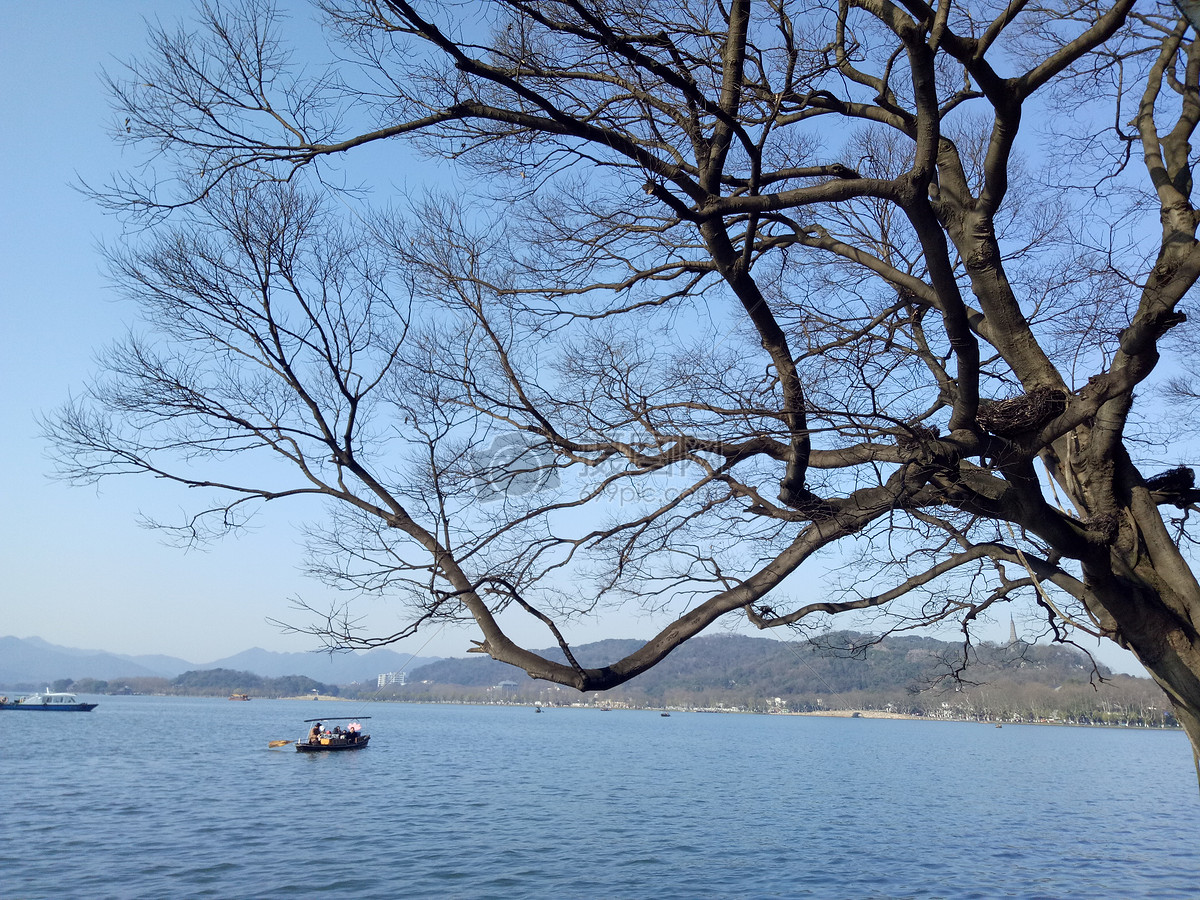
1,696,1195,899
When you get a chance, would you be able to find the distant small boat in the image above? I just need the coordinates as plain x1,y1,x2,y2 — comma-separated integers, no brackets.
661,712,670,717
0,690,97,712
228,693,251,701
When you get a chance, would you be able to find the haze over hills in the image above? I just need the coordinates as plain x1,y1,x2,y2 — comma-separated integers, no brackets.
3,632,1169,724
0,636,440,686
0,636,169,683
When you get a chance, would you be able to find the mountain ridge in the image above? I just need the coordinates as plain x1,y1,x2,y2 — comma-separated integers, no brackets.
2,631,1159,702
0,635,440,686
401,631,1148,700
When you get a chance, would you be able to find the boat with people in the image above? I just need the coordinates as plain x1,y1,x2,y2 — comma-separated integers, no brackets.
228,693,251,701
0,690,98,711
292,718,370,752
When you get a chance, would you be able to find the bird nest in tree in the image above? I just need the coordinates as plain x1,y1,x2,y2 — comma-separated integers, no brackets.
1084,511,1120,544
1145,466,1195,494
1145,466,1197,507
977,388,1068,437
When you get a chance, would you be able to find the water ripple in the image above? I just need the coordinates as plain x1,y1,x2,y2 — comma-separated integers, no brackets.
2,699,1196,898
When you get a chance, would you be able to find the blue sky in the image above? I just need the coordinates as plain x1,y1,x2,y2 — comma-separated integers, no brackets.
0,0,661,663
0,2,364,662
0,2,1146,675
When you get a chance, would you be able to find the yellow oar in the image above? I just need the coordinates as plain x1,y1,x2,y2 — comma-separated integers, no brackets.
268,740,293,748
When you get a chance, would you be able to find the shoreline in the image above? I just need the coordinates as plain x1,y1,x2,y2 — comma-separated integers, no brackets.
63,692,1180,731
293,696,1181,731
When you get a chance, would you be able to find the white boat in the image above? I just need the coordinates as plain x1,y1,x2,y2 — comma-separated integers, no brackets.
0,690,98,711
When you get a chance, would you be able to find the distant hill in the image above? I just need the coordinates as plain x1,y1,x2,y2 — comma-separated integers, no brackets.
0,636,172,683
0,636,440,687
410,639,644,686
115,652,200,678
201,647,441,684
170,668,336,698
2,631,1161,716
406,632,1129,700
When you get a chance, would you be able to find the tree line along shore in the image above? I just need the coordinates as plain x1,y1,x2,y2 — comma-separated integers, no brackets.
6,634,1177,729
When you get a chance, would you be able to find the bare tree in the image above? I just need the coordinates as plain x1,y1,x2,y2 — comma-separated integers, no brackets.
49,0,1200,766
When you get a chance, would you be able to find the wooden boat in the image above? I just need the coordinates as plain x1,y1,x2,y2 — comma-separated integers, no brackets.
228,693,251,701
294,717,370,752
0,690,98,711
296,734,370,752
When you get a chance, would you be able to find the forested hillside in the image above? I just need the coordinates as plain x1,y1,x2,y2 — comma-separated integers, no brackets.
407,633,1107,693
50,668,338,699
379,634,1171,725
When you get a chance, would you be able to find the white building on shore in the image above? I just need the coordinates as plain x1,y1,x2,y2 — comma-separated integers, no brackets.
377,671,407,688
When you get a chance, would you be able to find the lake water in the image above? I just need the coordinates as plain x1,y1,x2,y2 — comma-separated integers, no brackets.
1,696,1196,898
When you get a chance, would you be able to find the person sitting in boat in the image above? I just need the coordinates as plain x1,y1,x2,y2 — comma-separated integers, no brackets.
308,722,322,744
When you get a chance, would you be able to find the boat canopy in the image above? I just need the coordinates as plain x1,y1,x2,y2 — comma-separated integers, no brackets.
24,692,83,704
